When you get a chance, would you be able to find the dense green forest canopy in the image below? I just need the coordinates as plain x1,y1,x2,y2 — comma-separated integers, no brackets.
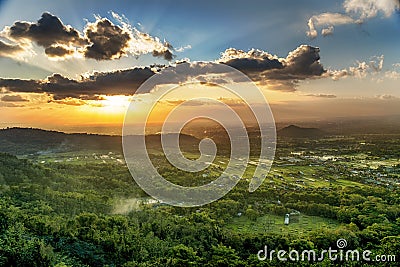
0,129,399,266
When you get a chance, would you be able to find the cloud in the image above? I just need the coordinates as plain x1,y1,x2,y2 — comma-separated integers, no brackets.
321,26,334,37
306,0,400,38
329,69,349,81
130,30,174,61
306,19,318,39
220,45,325,91
2,12,86,60
219,48,283,73
312,12,355,26
83,18,131,60
0,78,39,93
78,67,158,95
45,45,74,58
375,94,398,100
175,44,192,53
385,70,400,79
283,45,325,77
344,0,400,21
1,12,176,61
1,94,29,102
306,13,354,39
163,99,209,106
1,61,242,102
0,39,24,57
0,67,158,100
100,12,174,61
0,102,24,107
48,97,88,106
384,62,400,79
6,12,86,48
152,48,174,61
217,97,248,107
0,45,329,100
221,46,383,91
349,61,371,78
306,93,337,98
161,97,247,108
328,55,384,80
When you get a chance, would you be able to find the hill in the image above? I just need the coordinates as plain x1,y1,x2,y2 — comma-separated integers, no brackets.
278,125,326,138
0,127,200,155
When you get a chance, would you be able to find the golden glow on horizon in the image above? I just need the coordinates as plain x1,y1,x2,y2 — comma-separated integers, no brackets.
0,88,323,129
98,95,132,114
2,82,399,133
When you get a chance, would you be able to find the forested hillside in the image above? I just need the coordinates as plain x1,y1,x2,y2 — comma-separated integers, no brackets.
1,137,400,266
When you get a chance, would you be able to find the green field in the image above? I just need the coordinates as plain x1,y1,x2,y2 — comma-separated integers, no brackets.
227,213,340,236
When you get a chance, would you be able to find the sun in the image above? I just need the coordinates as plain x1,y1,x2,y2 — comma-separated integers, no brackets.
100,95,132,113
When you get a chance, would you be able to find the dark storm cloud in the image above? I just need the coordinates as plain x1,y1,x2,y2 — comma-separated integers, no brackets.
0,67,158,100
7,12,86,48
0,40,24,57
84,18,131,60
220,45,326,91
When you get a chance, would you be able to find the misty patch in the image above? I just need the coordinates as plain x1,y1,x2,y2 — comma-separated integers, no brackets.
112,197,159,214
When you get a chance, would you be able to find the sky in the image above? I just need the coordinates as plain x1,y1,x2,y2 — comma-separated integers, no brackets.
0,0,399,133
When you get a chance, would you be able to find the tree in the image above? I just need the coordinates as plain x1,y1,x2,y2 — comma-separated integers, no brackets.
165,244,202,266
246,208,259,222
207,244,243,267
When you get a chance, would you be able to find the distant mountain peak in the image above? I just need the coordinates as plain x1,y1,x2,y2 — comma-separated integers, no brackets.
286,125,301,129
278,125,325,138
